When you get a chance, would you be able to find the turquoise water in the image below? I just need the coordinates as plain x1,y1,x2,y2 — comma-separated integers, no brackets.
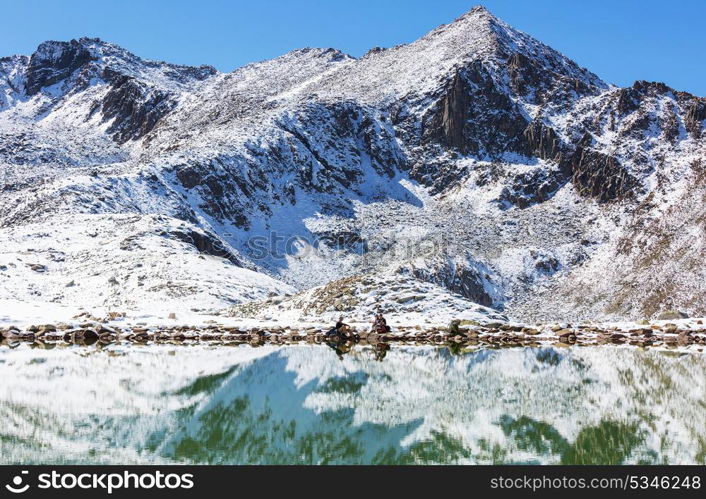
1,343,704,464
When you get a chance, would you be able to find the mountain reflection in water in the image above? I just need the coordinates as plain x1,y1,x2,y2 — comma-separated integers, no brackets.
1,343,704,464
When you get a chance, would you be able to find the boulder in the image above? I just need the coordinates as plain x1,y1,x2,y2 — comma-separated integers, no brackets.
557,329,577,343
609,333,626,343
656,310,689,320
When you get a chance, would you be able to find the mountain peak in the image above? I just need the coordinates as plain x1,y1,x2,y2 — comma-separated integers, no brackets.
31,37,119,62
25,38,98,95
396,5,604,94
442,5,505,32
456,5,495,21
23,36,217,96
422,4,499,44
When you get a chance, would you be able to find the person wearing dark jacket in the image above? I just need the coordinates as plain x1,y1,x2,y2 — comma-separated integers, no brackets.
372,313,391,333
327,315,350,338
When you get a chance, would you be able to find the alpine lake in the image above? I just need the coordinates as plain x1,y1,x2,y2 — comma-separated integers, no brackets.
1,342,704,465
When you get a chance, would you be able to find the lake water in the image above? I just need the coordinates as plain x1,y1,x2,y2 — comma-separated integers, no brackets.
1,343,704,464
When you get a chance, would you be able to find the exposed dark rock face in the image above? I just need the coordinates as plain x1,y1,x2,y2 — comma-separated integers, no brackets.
497,169,565,209
173,156,265,228
615,86,642,116
166,227,242,266
522,120,563,162
632,80,670,95
411,44,610,203
421,62,529,161
602,81,705,143
409,158,471,194
99,71,176,143
19,38,215,144
684,99,706,139
408,263,497,307
363,47,386,57
159,63,217,83
660,106,680,143
25,39,96,95
315,228,366,252
507,52,543,100
175,165,202,190
169,101,411,229
427,70,471,153
0,55,28,109
612,81,671,125
532,250,560,275
566,134,635,202
279,102,403,188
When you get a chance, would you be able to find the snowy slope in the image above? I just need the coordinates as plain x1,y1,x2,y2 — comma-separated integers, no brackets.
229,271,507,325
0,214,294,314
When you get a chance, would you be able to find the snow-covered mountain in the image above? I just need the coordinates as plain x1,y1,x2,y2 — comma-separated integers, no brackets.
1,6,704,322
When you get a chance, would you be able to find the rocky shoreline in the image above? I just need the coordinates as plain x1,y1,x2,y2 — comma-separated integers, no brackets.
2,320,705,351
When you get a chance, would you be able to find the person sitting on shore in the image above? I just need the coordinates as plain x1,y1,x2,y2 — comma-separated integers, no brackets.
327,315,350,338
372,313,391,334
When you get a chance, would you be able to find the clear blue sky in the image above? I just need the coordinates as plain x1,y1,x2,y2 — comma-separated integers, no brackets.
2,0,704,96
